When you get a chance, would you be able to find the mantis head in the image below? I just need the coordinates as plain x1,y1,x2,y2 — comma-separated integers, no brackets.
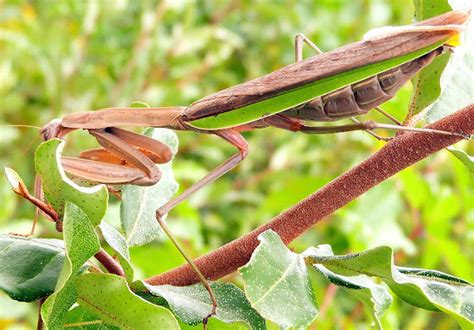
40,119,68,141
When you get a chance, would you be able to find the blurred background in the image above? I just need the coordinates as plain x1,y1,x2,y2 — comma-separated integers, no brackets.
0,0,472,329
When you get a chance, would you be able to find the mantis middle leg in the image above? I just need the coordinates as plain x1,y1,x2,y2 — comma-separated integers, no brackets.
155,128,248,321
156,128,248,218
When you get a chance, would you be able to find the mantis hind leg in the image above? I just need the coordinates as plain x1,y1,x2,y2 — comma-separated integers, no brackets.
293,33,467,139
264,114,468,139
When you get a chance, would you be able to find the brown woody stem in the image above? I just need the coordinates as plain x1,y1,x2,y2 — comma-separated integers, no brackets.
94,248,126,277
37,298,45,330
145,103,474,286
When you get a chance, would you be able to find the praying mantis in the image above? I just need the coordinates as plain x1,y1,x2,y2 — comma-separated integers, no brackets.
34,9,470,322
41,10,470,219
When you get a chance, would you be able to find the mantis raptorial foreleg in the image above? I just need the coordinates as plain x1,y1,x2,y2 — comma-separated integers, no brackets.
60,127,172,186
88,129,161,182
89,127,173,164
43,112,235,323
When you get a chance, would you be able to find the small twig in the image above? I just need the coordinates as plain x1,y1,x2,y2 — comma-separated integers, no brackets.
37,298,45,330
13,178,59,224
344,302,364,328
10,179,125,277
145,104,474,286
94,248,126,277
318,284,338,319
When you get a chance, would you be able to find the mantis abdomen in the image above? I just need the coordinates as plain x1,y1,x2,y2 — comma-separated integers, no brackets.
283,46,444,121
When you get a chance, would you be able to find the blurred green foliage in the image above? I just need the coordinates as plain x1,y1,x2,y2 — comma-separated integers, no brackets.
0,1,472,329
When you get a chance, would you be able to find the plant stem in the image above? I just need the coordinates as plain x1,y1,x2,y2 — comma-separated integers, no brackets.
145,103,474,286
10,185,126,277
94,248,126,277
37,298,45,330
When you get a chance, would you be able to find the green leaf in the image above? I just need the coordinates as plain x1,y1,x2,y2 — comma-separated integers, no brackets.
0,235,64,302
410,52,451,115
306,245,394,278
448,147,474,172
76,273,179,330
99,221,134,282
305,245,392,329
121,128,179,246
4,167,23,193
41,202,101,329
410,0,452,115
64,306,119,329
34,139,108,226
143,282,266,329
240,230,318,329
421,16,474,123
305,246,474,328
386,268,473,329
130,101,151,108
413,0,451,20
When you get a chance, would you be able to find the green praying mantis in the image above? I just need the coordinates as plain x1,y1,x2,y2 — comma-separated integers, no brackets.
33,9,470,322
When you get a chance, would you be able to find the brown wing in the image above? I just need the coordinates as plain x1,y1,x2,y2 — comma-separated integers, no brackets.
185,10,469,121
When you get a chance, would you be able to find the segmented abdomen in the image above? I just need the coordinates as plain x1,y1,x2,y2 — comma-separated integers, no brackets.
283,47,444,121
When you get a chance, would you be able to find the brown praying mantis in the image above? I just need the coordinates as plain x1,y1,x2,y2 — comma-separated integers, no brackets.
34,9,471,322
41,10,470,217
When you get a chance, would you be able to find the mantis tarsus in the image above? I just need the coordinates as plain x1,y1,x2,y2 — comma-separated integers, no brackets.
36,10,470,322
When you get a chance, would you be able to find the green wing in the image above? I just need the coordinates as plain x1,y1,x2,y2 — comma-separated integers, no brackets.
188,41,446,130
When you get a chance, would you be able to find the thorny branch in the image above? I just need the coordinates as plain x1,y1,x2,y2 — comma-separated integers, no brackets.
145,103,474,286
